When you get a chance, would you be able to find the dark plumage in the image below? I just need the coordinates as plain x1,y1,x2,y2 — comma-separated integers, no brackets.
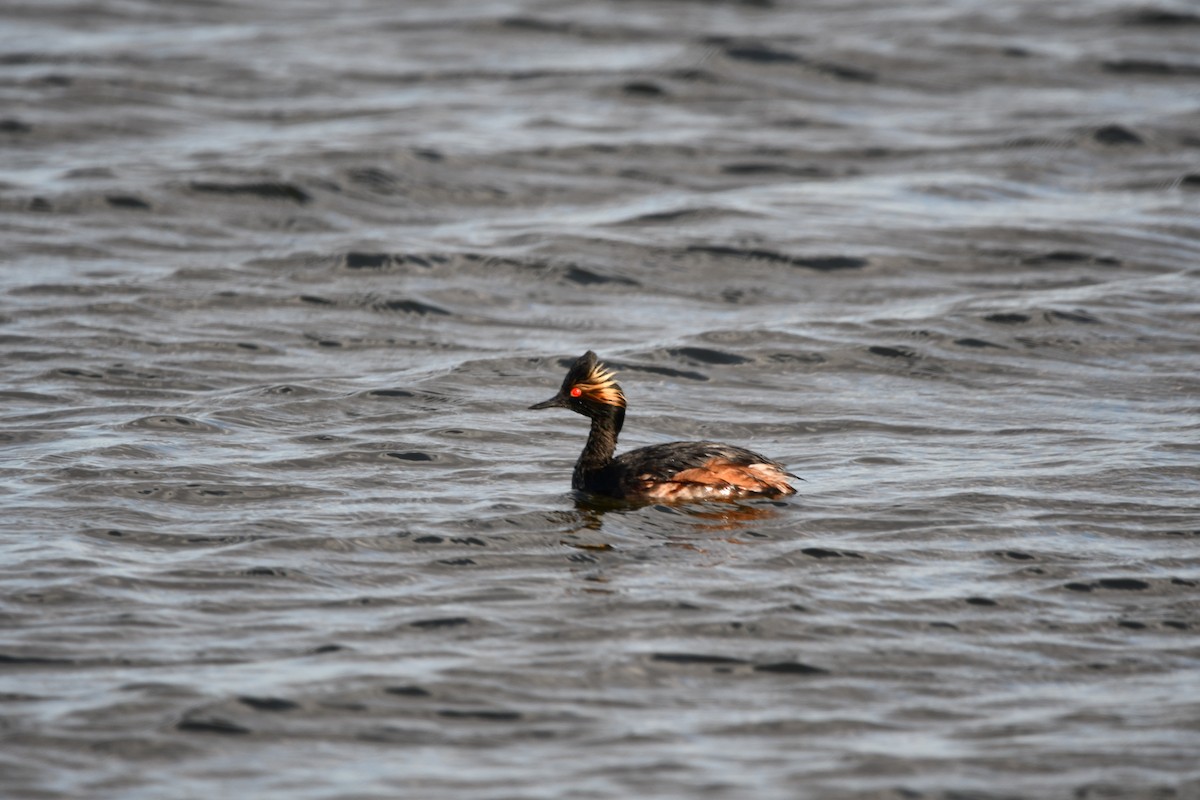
530,351,797,502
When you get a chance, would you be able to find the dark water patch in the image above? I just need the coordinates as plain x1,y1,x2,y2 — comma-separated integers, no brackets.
122,416,225,434
410,617,471,629
374,298,451,315
398,253,445,267
242,567,288,577
791,255,868,271
56,367,105,379
852,456,904,466
1097,578,1151,590
869,345,917,360
345,251,391,269
813,61,876,82
753,661,828,675
366,388,416,398
437,558,477,566
262,383,320,397
997,551,1036,561
339,250,448,271
299,294,334,305
63,167,115,179
1,117,33,134
1181,174,1200,189
1046,309,1101,324
437,709,522,722
616,206,760,226
1122,8,1200,25
721,162,831,178
954,338,1007,349
718,42,873,80
668,347,751,365
11,283,105,297
1022,250,1121,266
984,313,1031,324
346,167,404,194
965,597,998,606
1093,125,1144,146
1065,578,1152,592
386,451,434,462
309,644,344,655
105,194,151,210
238,696,299,712
1117,620,1146,630
687,245,866,271
723,43,802,65
563,265,639,287
1163,621,1190,630
189,181,311,204
500,16,573,33
414,536,444,544
621,208,696,224
801,547,863,559
622,80,665,97
358,726,443,745
385,685,431,697
177,716,251,735
1102,59,1200,77
619,363,709,381
0,652,74,666
651,653,748,666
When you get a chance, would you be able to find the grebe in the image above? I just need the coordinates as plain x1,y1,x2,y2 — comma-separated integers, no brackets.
530,351,797,503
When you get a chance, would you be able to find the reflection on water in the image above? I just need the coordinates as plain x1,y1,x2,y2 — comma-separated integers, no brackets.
569,496,789,538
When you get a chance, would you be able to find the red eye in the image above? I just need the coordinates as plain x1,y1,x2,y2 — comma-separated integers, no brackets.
569,387,582,398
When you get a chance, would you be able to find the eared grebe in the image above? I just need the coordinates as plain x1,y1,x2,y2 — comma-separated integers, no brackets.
530,351,797,503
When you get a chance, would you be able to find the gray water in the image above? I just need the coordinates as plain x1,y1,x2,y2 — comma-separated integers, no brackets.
2,1,1199,798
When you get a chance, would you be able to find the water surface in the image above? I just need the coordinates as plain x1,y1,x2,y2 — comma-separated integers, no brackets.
2,1,1199,798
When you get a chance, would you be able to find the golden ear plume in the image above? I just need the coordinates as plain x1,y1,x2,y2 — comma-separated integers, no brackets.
578,362,625,408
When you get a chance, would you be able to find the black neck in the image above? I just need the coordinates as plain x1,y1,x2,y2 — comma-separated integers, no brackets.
572,407,623,489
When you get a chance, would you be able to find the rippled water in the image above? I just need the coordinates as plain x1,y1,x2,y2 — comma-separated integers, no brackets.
3,1,1199,798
